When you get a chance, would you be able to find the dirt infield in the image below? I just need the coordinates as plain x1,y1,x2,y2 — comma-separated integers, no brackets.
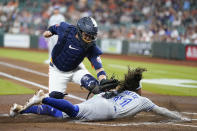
0,52,197,131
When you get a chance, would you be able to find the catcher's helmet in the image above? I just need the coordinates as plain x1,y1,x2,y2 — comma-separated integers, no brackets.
77,17,98,43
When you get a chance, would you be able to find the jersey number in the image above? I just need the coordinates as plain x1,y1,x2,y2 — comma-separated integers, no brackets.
114,93,138,107
119,98,132,107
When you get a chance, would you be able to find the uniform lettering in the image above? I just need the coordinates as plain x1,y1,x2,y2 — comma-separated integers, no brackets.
132,94,138,99
120,98,132,107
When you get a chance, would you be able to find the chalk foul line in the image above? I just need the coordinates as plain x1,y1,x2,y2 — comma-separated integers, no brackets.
0,72,85,102
0,61,48,77
73,121,197,128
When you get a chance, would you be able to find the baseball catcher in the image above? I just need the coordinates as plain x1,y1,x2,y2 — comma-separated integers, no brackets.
42,16,112,99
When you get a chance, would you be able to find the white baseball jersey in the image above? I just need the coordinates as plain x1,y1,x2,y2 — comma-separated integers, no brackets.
76,90,155,121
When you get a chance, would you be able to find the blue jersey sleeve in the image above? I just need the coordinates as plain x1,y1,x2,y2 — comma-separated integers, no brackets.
48,22,70,35
87,45,103,70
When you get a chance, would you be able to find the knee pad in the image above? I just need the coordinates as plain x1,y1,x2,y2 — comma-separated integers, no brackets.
49,91,65,99
81,74,99,90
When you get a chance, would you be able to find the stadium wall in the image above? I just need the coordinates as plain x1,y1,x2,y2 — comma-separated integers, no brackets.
151,42,197,61
0,33,3,47
151,42,185,60
0,33,196,61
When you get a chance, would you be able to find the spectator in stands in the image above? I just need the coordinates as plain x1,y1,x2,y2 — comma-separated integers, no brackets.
0,0,197,45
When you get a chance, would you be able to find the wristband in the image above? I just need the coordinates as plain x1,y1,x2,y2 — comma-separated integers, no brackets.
97,71,106,78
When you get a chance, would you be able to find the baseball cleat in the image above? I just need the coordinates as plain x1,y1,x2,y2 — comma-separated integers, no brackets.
23,90,46,109
9,103,24,117
181,117,191,122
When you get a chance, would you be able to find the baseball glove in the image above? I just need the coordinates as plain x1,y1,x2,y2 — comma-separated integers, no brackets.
86,78,119,99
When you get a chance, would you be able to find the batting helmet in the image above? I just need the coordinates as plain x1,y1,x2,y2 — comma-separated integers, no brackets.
77,17,98,43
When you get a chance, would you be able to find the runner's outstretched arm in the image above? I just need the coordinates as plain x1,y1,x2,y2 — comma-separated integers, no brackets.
151,105,190,121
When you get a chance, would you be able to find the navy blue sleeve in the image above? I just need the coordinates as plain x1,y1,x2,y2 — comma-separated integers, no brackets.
87,45,103,70
48,22,70,35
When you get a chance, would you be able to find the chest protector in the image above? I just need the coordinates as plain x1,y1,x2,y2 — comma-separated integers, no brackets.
52,26,87,71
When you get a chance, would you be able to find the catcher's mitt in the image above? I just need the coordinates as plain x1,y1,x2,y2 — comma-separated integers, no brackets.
86,78,119,99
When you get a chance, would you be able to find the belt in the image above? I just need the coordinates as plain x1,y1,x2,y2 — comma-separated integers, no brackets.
50,58,54,67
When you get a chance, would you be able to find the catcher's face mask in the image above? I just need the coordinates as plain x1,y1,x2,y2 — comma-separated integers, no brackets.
81,32,97,43
77,17,98,43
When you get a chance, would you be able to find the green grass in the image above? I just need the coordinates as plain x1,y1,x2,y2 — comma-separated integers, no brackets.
0,48,48,63
0,48,197,96
83,57,197,96
84,57,197,80
0,79,34,95
184,83,197,86
143,83,197,96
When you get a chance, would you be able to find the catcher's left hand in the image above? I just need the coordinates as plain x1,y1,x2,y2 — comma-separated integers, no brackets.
86,78,119,100
99,78,120,92
90,78,119,94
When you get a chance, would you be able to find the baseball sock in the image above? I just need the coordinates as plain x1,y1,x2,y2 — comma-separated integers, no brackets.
20,105,63,118
42,97,79,117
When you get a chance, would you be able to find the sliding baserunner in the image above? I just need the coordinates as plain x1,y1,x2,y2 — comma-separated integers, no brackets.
10,67,190,122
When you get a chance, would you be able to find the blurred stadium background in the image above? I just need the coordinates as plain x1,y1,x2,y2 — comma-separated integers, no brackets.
0,0,197,96
0,2,197,130
0,0,197,60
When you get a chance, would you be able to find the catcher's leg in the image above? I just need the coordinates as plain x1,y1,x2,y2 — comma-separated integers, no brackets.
48,64,71,99
72,63,99,92
21,105,63,118
80,74,99,91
